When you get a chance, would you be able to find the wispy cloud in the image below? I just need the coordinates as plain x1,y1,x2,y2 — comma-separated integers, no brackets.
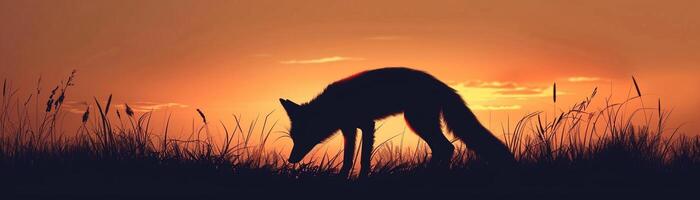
251,53,272,57
114,102,188,112
62,101,188,114
280,56,364,64
567,76,601,82
451,80,563,106
460,80,520,89
494,88,549,96
62,100,89,114
470,104,522,111
364,36,409,41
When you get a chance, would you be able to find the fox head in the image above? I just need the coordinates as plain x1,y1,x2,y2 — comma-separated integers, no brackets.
280,98,337,163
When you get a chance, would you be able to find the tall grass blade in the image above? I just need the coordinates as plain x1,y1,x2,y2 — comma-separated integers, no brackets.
104,94,113,114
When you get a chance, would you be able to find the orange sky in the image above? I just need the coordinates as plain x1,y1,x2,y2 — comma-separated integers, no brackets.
1,1,699,155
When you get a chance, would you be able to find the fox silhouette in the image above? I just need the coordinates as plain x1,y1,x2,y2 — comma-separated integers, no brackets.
280,67,514,177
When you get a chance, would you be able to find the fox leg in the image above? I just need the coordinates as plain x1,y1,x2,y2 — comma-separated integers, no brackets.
359,121,375,177
404,109,454,168
340,127,357,177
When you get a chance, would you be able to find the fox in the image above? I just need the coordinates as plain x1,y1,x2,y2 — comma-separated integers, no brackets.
280,67,514,177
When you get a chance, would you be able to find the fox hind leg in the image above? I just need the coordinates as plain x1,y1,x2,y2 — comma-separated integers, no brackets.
404,108,454,168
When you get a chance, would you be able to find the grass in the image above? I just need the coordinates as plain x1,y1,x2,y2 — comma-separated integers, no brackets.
1,72,699,198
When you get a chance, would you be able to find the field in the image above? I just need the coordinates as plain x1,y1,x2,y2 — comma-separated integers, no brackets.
1,72,699,198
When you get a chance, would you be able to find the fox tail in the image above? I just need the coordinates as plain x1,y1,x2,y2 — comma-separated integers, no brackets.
441,90,515,166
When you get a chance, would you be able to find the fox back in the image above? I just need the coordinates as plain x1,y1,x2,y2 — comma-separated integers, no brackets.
309,67,455,122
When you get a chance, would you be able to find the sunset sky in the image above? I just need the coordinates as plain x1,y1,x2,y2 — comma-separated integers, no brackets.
1,1,699,154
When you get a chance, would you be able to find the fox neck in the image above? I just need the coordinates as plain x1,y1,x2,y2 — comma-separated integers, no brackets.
302,103,341,140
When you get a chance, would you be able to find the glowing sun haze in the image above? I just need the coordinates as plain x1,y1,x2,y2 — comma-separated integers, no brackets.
1,1,699,153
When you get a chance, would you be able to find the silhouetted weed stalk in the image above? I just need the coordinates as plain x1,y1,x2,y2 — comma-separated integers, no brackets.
0,72,698,184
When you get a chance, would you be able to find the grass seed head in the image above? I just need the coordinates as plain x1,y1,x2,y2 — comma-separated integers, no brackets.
553,82,557,103
632,76,642,97
82,107,90,123
125,103,134,117
196,109,207,124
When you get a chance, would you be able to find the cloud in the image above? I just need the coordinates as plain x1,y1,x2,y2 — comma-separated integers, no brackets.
461,80,520,89
364,36,409,41
115,102,189,112
493,85,561,98
494,89,546,96
280,56,364,64
451,80,562,103
61,100,89,114
567,76,601,82
251,53,272,57
61,100,188,114
469,104,522,111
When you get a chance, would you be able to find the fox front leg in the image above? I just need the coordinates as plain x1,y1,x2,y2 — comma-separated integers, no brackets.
359,121,375,178
340,127,357,178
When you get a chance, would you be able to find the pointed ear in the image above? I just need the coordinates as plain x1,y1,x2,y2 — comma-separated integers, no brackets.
279,98,301,118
